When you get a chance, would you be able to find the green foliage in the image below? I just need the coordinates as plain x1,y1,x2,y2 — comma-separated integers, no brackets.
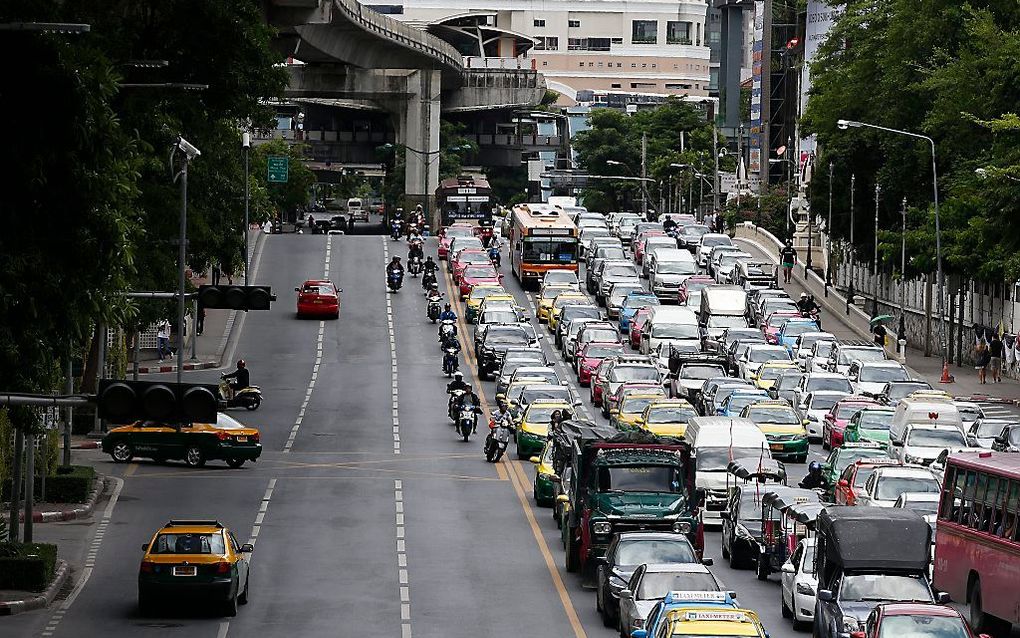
0,543,58,591
722,184,794,240
251,140,316,221
43,465,96,504
804,1,1020,281
0,410,11,494
485,166,529,207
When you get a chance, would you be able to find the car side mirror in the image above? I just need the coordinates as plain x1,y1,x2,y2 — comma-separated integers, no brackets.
937,591,951,604
837,479,849,488
293,287,300,292
529,456,540,464
701,557,714,566
619,589,633,600
240,543,254,553
817,589,834,602
141,543,150,551
631,631,649,638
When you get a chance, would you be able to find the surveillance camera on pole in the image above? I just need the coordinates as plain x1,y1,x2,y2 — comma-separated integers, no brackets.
177,136,201,161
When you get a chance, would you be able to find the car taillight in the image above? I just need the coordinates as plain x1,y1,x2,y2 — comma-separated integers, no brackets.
216,430,229,441
214,561,231,574
140,561,154,573
251,432,260,442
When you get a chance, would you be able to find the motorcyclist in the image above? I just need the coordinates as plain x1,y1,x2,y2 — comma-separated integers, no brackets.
799,461,826,490
455,384,483,433
446,371,469,417
796,292,818,314
386,256,404,279
662,214,677,234
408,236,424,262
487,239,501,267
222,359,250,399
438,303,457,323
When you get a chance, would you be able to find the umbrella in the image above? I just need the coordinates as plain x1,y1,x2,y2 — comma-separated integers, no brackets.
870,315,894,326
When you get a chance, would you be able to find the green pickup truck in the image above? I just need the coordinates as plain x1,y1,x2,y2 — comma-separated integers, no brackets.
556,423,702,584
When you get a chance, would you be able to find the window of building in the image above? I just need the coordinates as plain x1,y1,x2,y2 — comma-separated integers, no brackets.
588,62,594,67
567,37,610,51
630,63,636,68
709,68,719,91
612,37,623,44
597,62,603,67
641,63,647,68
534,36,559,51
533,19,546,27
651,63,656,68
631,82,656,88
568,19,580,28
665,83,693,90
365,4,403,14
616,63,622,68
542,61,548,66
579,62,585,68
611,83,622,88
632,20,657,44
667,21,692,45
696,23,702,46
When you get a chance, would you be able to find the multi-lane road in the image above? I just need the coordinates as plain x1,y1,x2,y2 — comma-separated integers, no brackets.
6,229,1001,638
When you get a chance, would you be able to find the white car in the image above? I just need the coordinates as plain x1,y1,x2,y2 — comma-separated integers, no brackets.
848,360,910,397
893,492,940,527
738,344,793,381
781,537,817,630
806,340,836,372
856,465,941,507
893,422,970,466
793,332,836,368
954,401,985,430
696,233,733,267
800,391,851,440
618,563,726,637
542,269,579,289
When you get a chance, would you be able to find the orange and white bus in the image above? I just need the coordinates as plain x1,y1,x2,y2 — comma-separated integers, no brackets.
507,203,579,287
934,451,1020,634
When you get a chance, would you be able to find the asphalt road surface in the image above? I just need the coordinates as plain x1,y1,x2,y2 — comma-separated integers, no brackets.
6,233,820,638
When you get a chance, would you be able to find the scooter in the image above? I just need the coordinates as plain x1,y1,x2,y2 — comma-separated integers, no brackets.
484,414,512,462
387,270,404,292
442,343,460,376
427,290,443,322
488,244,501,268
801,308,822,329
421,269,437,291
408,255,423,277
448,388,465,422
390,219,402,241
438,319,456,346
218,377,263,411
457,404,480,442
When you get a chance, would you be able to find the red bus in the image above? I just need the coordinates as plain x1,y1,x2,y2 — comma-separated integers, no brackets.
934,451,1020,635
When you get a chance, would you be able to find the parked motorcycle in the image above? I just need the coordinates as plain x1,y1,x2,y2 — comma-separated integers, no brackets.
457,404,480,442
427,291,443,322
218,377,263,411
442,343,460,376
387,271,404,292
484,414,512,462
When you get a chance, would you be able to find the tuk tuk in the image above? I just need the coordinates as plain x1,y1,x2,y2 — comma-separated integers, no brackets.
726,456,787,487
756,487,821,580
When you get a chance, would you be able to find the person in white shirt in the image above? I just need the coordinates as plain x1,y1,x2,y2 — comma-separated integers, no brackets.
156,320,172,361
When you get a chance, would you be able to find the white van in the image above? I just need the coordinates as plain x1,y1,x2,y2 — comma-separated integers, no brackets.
889,394,963,445
684,416,771,525
649,249,698,300
346,197,366,221
639,306,699,354
698,285,750,340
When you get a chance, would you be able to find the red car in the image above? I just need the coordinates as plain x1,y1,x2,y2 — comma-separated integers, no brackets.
452,249,491,283
438,223,475,259
458,264,501,299
678,275,714,305
295,279,341,318
852,604,965,638
473,223,494,246
589,359,615,406
823,396,880,450
629,309,653,350
633,231,666,266
576,341,625,386
762,310,801,344
833,458,901,505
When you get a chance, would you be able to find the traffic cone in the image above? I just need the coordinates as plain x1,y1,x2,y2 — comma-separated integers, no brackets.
939,360,955,384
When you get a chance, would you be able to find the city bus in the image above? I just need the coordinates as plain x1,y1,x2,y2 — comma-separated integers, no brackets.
507,203,578,288
436,175,492,228
934,451,1020,634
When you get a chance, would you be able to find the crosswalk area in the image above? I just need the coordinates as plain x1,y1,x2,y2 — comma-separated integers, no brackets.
970,400,1020,421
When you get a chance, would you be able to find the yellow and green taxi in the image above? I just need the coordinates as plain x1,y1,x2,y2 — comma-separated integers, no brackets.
611,390,667,430
516,399,572,459
548,292,591,332
465,284,507,322
639,399,699,437
102,413,262,468
529,441,558,507
740,399,809,462
634,606,768,638
138,519,251,616
536,283,576,322
752,360,800,390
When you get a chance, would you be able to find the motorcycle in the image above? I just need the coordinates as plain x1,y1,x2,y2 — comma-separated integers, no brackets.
427,291,443,322
408,255,423,277
442,343,460,376
421,269,437,291
390,219,402,241
218,377,263,411
457,404,480,442
448,388,465,422
801,308,822,329
484,414,512,462
438,319,456,345
488,244,501,268
387,270,404,292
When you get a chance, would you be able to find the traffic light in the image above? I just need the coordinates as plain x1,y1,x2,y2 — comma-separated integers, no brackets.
97,380,220,424
197,285,275,311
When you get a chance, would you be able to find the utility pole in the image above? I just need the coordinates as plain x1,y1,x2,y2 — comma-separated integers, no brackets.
242,132,250,285
826,162,833,291
900,196,908,341
712,124,720,214
63,350,72,467
874,182,881,312
173,137,200,385
736,123,744,210
24,426,34,542
850,173,856,288
641,133,648,219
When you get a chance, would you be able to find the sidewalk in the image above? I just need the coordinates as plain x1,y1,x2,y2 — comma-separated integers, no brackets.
732,224,1020,404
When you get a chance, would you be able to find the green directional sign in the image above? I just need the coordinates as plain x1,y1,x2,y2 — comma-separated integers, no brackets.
267,155,289,183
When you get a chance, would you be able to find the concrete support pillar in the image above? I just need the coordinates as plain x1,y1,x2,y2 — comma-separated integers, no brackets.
720,5,745,129
399,69,441,228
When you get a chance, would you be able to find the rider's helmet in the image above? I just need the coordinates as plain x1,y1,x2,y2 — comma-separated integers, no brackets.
800,292,808,299
444,303,452,311
393,256,401,261
236,359,246,369
808,461,822,474
426,255,434,261
786,239,793,247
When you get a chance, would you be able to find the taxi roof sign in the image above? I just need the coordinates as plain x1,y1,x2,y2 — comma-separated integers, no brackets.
843,441,882,449
682,611,750,623
665,591,729,603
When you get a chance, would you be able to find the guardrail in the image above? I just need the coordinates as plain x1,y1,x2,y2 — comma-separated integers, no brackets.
332,0,463,70
463,56,537,70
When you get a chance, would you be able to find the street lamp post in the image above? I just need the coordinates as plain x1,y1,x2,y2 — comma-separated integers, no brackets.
901,196,908,334
826,162,833,292
839,118,944,363
242,132,250,284
172,136,201,385
873,182,880,316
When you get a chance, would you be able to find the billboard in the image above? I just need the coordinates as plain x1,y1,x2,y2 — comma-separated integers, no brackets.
800,0,843,156
749,0,765,180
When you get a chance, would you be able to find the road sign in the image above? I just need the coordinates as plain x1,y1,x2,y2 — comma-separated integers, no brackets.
267,155,289,183
719,172,737,193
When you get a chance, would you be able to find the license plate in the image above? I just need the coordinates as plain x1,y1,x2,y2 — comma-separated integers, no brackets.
236,436,247,443
770,443,784,451
313,300,322,304
173,566,197,577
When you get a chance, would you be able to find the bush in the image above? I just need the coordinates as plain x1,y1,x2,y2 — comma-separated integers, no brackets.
0,542,57,591
43,465,96,503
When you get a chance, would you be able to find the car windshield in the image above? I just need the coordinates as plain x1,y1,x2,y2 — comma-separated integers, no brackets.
554,296,586,309
807,377,853,393
906,428,966,447
302,285,335,296
657,261,698,275
464,266,497,279
860,366,910,383
777,374,803,390
888,383,931,399
701,236,731,248
697,447,766,472
858,412,893,430
682,365,726,380
809,395,842,411
605,265,639,278
876,475,939,500
563,307,600,321
647,406,699,424
835,403,871,419
611,366,660,382
544,271,577,285
974,420,1008,437
1009,428,1020,446
652,323,700,339
768,314,799,328
758,366,793,381
585,345,624,359
749,347,792,363
522,388,570,404
877,615,969,638
486,328,529,344
783,322,818,337
525,406,565,422
515,370,558,385
685,280,710,294
840,348,887,365
637,571,720,600
581,329,619,344
445,227,474,237
610,288,643,305
682,225,710,238
523,237,577,263
835,451,886,474
599,247,627,260
813,342,834,357
616,539,696,566
622,396,660,414
839,574,932,603
747,407,800,424
709,315,750,329
597,466,681,493
151,532,225,555
624,296,659,310
727,395,766,414
899,499,939,517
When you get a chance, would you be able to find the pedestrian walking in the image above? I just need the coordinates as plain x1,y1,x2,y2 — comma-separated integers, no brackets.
974,340,991,384
211,262,221,285
156,320,172,361
196,303,206,336
872,321,888,348
780,241,797,284
989,333,1004,383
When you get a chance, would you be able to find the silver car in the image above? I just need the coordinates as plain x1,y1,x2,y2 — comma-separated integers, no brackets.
618,563,727,637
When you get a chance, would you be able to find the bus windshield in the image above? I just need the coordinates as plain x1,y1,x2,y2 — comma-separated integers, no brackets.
523,237,577,263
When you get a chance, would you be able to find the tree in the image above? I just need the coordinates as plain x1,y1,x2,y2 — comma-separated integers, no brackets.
251,140,317,221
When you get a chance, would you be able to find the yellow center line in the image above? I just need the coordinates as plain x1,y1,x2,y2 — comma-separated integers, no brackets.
445,262,587,638
124,463,139,477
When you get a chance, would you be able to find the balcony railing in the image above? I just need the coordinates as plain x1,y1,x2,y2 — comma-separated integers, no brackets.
463,56,536,70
